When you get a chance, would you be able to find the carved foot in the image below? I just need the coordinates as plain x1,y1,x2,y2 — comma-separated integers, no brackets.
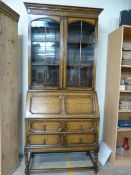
25,152,30,175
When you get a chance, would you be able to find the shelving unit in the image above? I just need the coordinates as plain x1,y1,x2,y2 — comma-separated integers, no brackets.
104,25,131,167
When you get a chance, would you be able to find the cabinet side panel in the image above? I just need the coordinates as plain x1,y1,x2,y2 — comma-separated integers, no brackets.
0,13,19,175
103,27,123,164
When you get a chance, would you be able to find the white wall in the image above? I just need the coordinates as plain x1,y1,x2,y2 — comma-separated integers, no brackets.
2,0,131,155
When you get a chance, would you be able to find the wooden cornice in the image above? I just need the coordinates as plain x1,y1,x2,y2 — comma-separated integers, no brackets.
0,1,19,22
24,2,103,18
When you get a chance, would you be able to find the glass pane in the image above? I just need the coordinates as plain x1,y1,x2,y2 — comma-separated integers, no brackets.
82,22,95,43
45,66,59,86
32,65,59,87
31,18,60,87
32,66,44,86
68,44,80,65
80,67,93,87
81,44,95,64
67,21,95,88
31,19,60,42
31,42,59,64
68,22,81,42
67,67,80,87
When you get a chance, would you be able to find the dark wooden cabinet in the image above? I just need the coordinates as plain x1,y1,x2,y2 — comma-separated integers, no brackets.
24,2,102,174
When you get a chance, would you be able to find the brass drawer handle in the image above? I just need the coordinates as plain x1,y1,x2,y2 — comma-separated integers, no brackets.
58,128,62,132
90,127,94,131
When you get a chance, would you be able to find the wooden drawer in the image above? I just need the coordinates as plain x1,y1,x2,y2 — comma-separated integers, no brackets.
65,120,95,132
28,134,61,145
29,121,61,132
65,133,96,145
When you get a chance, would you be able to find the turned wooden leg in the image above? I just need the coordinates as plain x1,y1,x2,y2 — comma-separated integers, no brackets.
88,151,98,174
25,152,29,175
94,150,99,174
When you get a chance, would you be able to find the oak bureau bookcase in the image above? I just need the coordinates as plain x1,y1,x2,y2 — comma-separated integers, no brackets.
24,2,103,174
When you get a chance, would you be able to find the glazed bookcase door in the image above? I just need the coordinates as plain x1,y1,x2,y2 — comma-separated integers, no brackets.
29,16,62,89
64,18,96,89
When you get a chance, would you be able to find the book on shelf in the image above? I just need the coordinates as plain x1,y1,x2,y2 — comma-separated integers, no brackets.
119,100,131,109
122,51,131,59
122,60,131,65
123,42,131,50
122,50,131,64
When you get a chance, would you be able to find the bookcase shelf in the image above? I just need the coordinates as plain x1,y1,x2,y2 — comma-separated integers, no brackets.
68,41,94,45
121,65,131,68
67,64,93,67
32,62,59,66
119,109,131,113
117,128,131,132
120,90,131,93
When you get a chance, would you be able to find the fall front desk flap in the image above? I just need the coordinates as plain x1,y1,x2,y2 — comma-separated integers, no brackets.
26,90,99,118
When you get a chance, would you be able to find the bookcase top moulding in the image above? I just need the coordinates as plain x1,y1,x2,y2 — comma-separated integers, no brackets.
24,2,103,18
